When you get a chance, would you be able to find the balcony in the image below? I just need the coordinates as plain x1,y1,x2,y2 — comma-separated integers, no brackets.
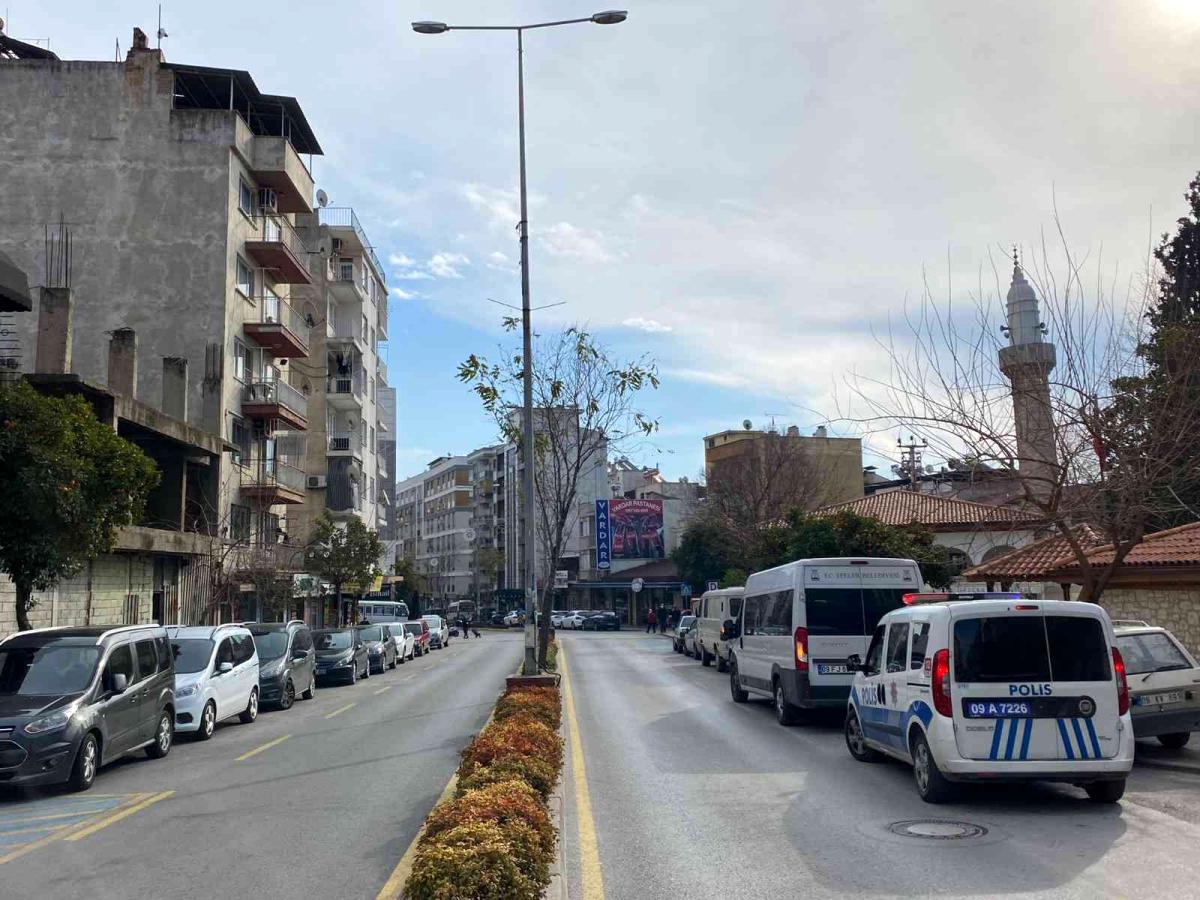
243,291,310,358
242,380,308,431
239,456,307,506
250,135,314,214
327,457,363,517
377,357,388,385
318,207,384,278
326,370,365,409
245,214,312,284
328,431,363,461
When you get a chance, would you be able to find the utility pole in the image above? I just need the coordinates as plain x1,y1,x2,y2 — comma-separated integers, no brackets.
897,435,927,492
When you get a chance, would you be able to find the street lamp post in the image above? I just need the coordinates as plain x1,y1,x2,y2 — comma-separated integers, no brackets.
414,11,627,676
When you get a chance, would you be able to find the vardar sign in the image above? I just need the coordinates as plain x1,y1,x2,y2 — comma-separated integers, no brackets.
595,498,665,568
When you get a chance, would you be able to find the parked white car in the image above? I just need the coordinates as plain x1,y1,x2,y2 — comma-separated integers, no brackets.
385,623,416,662
563,611,588,630
550,611,567,628
167,625,260,741
503,610,525,628
1113,622,1200,748
422,615,450,649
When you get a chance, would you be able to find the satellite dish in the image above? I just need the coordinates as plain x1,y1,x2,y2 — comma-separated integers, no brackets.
742,419,753,430
316,189,329,208
464,529,477,542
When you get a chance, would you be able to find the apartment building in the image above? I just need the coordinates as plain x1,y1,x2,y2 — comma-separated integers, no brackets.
289,205,391,544
0,31,319,551
377,385,398,541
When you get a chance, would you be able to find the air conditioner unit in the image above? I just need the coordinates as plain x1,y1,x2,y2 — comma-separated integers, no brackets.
258,188,279,213
307,475,327,489
331,238,345,253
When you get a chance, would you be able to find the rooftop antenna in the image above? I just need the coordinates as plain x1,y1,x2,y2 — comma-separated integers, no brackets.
764,412,786,433
156,4,168,49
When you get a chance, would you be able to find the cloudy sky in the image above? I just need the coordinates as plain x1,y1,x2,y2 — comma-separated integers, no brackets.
18,0,1200,480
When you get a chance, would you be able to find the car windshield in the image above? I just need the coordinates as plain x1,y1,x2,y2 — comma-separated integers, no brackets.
171,639,214,674
315,632,352,651
250,631,289,660
1117,632,1192,676
0,645,101,695
358,626,383,642
403,625,421,635
680,616,695,627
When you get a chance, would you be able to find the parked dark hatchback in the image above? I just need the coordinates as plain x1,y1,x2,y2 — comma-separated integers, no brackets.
357,624,397,674
0,625,175,792
313,628,369,684
247,621,317,709
583,612,621,631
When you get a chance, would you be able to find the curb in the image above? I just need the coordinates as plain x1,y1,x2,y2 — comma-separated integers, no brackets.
545,718,568,900
1135,758,1200,775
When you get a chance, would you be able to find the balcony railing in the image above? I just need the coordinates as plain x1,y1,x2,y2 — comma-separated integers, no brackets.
318,207,384,278
327,371,366,404
245,214,312,284
244,290,310,357
240,456,306,505
242,379,308,429
377,358,388,384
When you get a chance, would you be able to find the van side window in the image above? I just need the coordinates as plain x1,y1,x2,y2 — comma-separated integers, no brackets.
156,636,172,672
762,590,792,636
232,634,255,665
294,629,311,652
742,595,760,636
885,622,910,673
863,626,885,677
134,640,158,682
103,644,135,689
215,638,234,670
729,597,742,619
909,622,930,670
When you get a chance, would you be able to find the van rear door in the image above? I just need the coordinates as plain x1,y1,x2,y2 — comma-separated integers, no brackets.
951,608,1119,761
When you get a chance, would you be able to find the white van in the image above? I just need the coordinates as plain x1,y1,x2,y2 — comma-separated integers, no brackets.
728,557,921,724
693,588,744,671
167,624,260,741
844,593,1134,804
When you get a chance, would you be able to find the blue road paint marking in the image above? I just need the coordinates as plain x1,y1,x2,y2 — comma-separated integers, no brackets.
1084,718,1102,759
1004,718,1020,760
1057,718,1075,760
0,793,131,857
1019,718,1033,760
1071,718,1089,760
989,719,1005,760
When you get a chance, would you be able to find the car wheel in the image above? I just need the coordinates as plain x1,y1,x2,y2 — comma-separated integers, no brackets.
701,647,711,667
147,711,173,759
774,679,801,726
1158,732,1191,749
363,660,371,679
1085,779,1126,803
845,710,883,762
911,732,954,804
196,701,217,741
68,733,99,792
280,679,296,710
730,660,749,703
716,653,728,673
301,677,316,701
239,688,259,724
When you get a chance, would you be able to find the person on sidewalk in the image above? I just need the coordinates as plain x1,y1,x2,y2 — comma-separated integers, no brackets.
646,608,657,634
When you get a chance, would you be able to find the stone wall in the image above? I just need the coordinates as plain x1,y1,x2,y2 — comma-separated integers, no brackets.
1099,587,1200,657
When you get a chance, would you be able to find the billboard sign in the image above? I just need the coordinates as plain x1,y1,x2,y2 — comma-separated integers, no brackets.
595,500,611,569
597,498,665,562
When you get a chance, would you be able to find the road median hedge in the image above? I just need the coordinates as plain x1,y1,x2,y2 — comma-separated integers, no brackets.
405,681,564,899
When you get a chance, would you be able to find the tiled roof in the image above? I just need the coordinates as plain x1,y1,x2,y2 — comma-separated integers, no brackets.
816,490,1043,530
1058,521,1200,571
962,525,1104,580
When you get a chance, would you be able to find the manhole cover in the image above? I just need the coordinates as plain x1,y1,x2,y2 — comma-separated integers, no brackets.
887,819,988,840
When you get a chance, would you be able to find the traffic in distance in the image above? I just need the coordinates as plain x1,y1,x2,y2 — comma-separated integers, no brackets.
0,601,470,792
670,556,1200,806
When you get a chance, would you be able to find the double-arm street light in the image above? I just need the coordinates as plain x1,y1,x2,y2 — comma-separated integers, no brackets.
413,11,628,676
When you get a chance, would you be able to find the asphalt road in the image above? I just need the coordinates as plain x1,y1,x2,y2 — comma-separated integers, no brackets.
0,630,522,898
560,630,1200,900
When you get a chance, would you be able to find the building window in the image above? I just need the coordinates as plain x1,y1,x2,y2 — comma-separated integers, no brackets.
233,339,249,382
236,257,254,298
230,504,251,542
369,426,375,452
370,377,376,403
370,327,377,351
361,313,369,342
231,417,250,466
238,179,255,217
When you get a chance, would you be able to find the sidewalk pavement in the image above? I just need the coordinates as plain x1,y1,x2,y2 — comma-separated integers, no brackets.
1134,738,1200,774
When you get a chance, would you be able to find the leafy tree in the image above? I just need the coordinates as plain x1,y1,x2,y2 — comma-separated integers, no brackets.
393,556,424,604
307,512,384,624
459,324,658,668
0,380,160,630
671,518,742,594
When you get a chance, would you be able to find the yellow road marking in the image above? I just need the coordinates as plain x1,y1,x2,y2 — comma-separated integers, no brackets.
325,702,356,719
236,733,292,762
64,791,174,842
561,646,605,900
373,685,392,695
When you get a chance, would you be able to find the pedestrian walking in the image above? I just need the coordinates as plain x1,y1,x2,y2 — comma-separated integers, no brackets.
659,607,668,634
646,607,657,634
458,615,470,640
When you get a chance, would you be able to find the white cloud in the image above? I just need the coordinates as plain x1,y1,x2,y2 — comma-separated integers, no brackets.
665,368,750,390
428,252,470,279
395,269,435,281
388,252,415,267
390,287,419,300
538,221,613,264
489,251,509,264
622,317,673,334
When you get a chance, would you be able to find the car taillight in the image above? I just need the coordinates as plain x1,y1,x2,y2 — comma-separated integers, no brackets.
1113,646,1130,715
931,648,952,717
794,626,809,671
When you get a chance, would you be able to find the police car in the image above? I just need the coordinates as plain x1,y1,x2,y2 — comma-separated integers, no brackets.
843,593,1134,804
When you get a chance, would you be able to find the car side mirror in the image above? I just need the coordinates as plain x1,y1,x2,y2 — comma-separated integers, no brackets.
218,661,234,675
111,673,128,694
846,654,862,673
292,649,307,660
720,619,740,641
